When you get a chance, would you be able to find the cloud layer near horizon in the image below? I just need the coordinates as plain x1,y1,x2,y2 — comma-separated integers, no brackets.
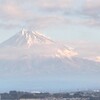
0,0,100,29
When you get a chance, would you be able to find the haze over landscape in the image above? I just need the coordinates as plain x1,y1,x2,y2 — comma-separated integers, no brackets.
0,0,100,92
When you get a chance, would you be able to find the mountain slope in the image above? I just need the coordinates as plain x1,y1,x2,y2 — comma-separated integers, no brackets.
0,29,100,91
0,29,54,48
0,29,77,58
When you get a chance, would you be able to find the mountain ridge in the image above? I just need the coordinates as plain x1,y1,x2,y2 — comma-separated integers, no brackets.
0,29,54,48
0,29,100,91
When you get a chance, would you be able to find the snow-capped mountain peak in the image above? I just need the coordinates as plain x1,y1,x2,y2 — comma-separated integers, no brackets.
0,29,100,92
0,29,78,58
21,28,54,47
21,28,27,36
1,29,54,48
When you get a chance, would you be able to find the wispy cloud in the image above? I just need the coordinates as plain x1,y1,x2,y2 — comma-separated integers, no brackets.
67,41,100,60
96,56,100,62
0,0,100,29
0,0,34,21
34,0,74,12
25,15,70,30
0,23,21,29
85,0,100,15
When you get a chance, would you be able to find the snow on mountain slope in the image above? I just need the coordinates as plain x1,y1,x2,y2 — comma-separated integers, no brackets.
0,29,77,58
0,29,54,48
0,29,100,91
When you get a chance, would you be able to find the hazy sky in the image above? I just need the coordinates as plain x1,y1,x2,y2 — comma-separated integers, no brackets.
0,0,100,92
0,0,100,43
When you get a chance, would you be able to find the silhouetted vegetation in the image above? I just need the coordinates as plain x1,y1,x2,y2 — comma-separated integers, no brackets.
0,90,100,100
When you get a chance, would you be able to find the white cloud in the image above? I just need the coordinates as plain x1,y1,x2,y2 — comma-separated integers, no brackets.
34,0,74,11
26,15,70,30
67,41,100,59
0,0,100,29
83,0,100,17
1,3,22,17
0,23,21,29
85,0,100,10
96,56,100,62
0,1,34,21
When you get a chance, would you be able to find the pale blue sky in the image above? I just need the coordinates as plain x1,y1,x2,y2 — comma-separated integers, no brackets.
0,0,100,43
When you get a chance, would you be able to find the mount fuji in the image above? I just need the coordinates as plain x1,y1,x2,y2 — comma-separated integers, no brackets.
0,29,54,47
0,29,100,92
